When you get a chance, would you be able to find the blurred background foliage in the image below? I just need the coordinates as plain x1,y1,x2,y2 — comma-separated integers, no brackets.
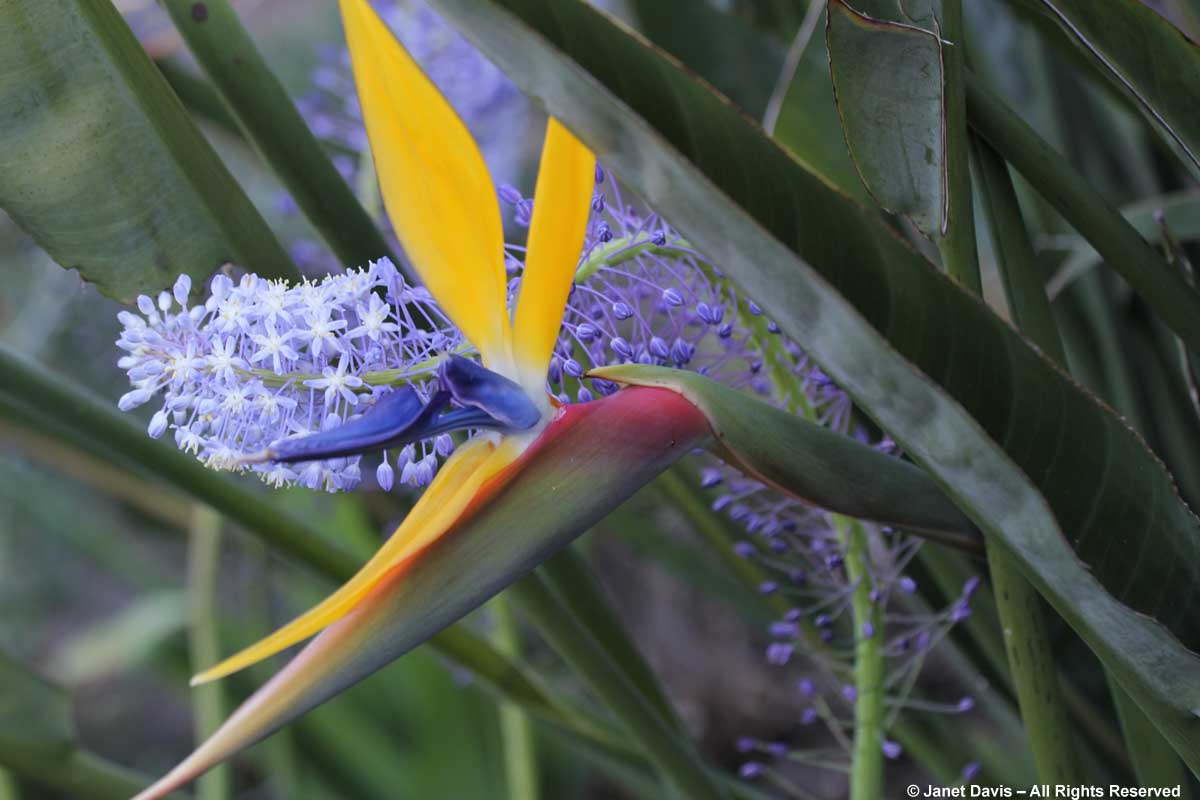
2,0,1200,798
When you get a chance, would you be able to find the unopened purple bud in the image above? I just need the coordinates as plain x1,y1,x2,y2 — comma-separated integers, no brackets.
766,742,787,757
796,677,815,697
765,642,793,665
770,621,799,638
173,275,191,306
652,231,667,246
670,338,694,365
734,541,756,558
696,302,724,324
825,553,844,569
594,164,605,184
662,288,685,307
815,613,832,628
759,581,778,595
612,302,633,320
736,736,756,753
962,761,981,781
739,762,763,780
599,223,614,243
563,358,584,378
800,707,818,725
747,300,763,315
376,460,395,491
899,575,917,593
842,685,857,702
148,410,169,439
956,696,975,713
498,184,523,205
592,193,605,212
137,295,156,317
962,575,981,598
610,337,633,360
516,198,534,227
950,601,972,622
767,321,780,334
577,387,594,403
711,494,733,512
789,569,807,585
785,608,803,623
915,631,932,650
881,739,902,760
119,388,154,411
869,588,883,604
699,468,723,488
769,538,788,554
648,336,670,360
718,323,733,338
576,322,598,341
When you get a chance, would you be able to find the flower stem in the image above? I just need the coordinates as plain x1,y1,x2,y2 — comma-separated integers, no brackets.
187,504,230,800
838,516,885,800
492,596,541,800
968,134,1081,784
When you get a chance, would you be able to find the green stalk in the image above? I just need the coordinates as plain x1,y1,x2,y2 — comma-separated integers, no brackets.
0,769,14,800
509,575,728,800
187,505,230,800
493,597,541,800
965,73,1200,354
969,134,1081,783
160,0,394,270
937,0,982,294
838,516,884,800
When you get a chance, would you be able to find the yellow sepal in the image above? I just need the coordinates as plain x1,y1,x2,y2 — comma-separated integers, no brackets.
512,119,596,397
191,435,525,685
339,0,512,368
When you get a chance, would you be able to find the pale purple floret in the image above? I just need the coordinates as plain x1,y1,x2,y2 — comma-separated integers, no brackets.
115,259,461,491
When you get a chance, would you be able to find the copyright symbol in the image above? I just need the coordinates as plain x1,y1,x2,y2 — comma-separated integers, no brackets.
907,786,920,798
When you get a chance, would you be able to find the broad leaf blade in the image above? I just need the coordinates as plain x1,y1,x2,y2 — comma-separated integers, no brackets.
0,0,296,301
827,0,946,236
427,0,1200,765
1010,0,1200,182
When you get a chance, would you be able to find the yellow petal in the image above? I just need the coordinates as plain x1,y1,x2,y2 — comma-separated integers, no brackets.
339,0,511,367
191,435,525,685
512,119,596,396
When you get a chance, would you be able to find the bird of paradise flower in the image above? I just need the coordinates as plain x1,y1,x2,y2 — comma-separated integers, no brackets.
133,2,715,796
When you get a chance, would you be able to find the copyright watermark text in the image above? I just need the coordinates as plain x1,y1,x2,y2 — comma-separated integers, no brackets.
905,786,1182,798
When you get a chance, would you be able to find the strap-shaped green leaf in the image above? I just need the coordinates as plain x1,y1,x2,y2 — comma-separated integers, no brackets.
0,0,296,301
426,0,1200,766
1009,0,1200,182
592,364,979,548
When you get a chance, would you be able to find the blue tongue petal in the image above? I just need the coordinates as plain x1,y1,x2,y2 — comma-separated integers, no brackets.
267,386,436,463
439,354,541,430
259,357,538,465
